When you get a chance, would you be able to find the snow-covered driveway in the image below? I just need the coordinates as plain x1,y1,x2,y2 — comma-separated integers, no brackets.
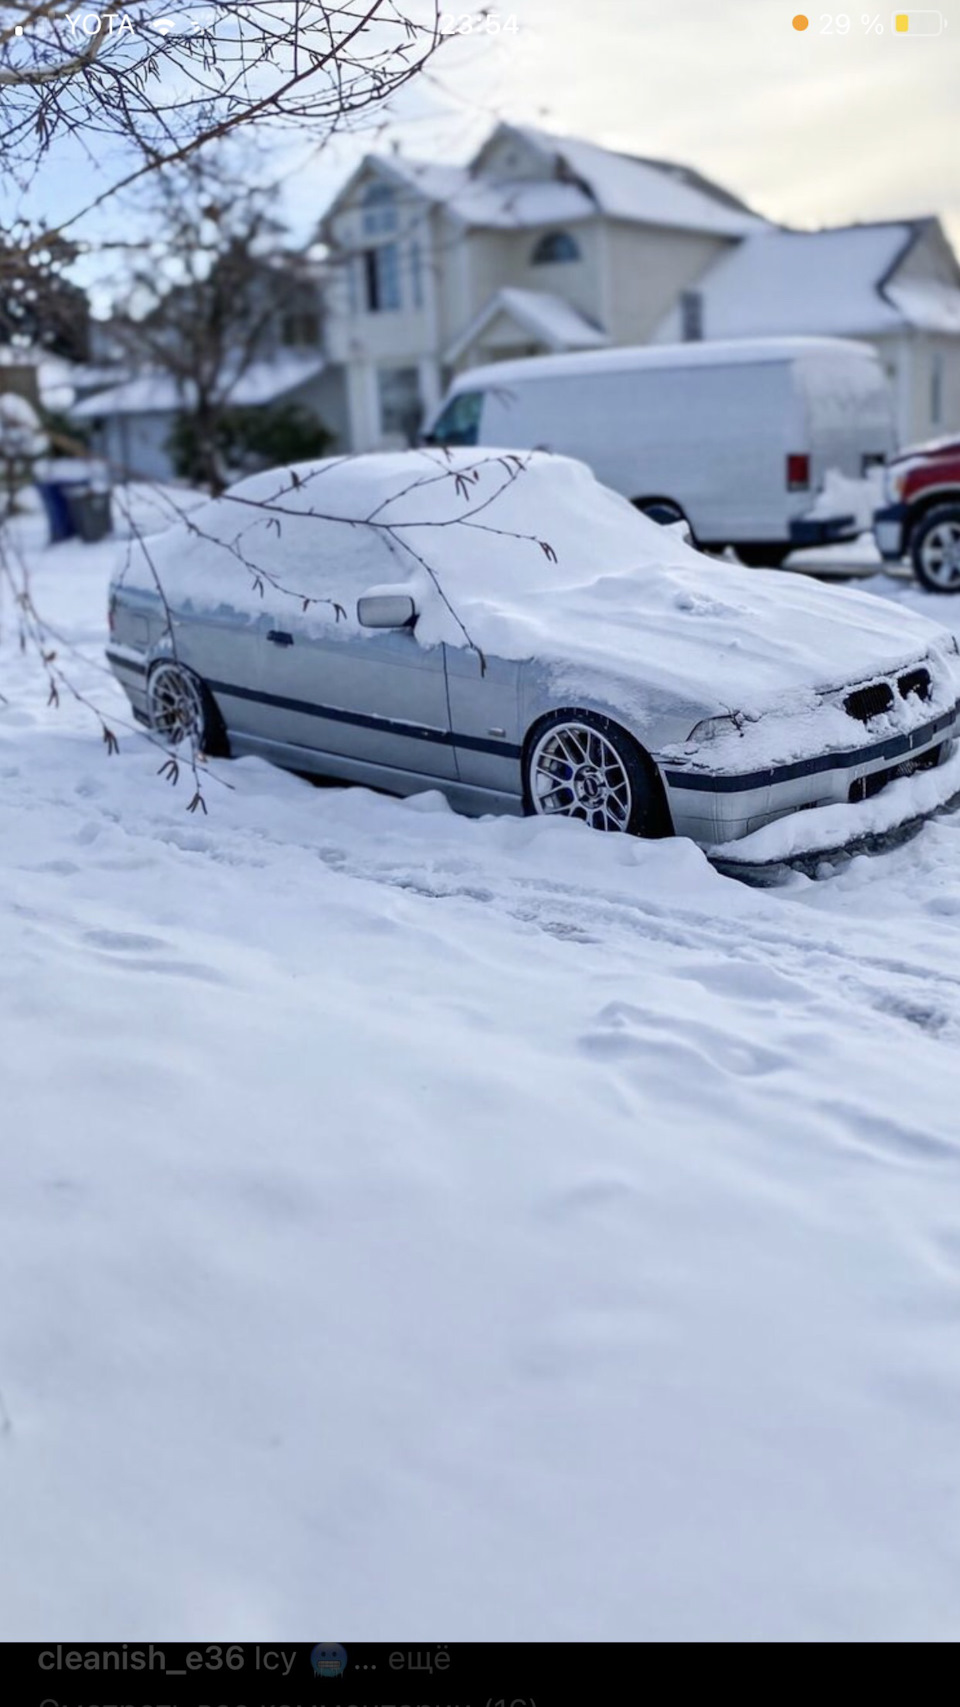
4,530,960,1640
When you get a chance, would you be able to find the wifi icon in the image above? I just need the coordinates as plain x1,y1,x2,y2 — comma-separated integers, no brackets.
155,17,176,32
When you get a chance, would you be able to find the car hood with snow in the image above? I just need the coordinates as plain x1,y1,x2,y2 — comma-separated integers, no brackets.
114,449,959,726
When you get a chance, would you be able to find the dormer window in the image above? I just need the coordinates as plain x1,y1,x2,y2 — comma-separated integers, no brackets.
531,231,580,265
362,181,398,236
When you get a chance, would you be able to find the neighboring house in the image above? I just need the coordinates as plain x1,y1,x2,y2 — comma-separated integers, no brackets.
320,122,767,452
71,258,347,481
654,219,960,445
72,350,347,483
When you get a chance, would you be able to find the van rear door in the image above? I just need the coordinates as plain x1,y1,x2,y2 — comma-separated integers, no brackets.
795,348,896,488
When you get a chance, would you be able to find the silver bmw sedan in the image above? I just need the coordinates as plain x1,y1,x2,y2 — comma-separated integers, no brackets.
106,450,960,872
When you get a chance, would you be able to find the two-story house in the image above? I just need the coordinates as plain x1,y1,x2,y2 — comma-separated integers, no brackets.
320,122,767,452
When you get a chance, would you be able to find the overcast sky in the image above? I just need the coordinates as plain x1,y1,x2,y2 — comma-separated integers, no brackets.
340,0,960,248
11,0,959,287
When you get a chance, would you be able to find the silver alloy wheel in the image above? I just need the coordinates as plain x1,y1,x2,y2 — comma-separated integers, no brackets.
529,721,633,832
147,661,205,745
920,518,960,589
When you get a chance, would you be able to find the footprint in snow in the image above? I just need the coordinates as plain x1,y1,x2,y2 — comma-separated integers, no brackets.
83,929,171,953
582,1000,791,1078
82,929,230,986
822,1100,957,1167
925,894,960,918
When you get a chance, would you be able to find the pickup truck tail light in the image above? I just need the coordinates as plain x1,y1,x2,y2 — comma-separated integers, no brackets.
786,453,810,491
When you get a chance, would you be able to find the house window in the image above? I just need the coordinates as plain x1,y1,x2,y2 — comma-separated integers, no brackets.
363,242,401,312
361,180,398,236
280,308,320,347
931,351,944,425
531,231,580,265
410,239,423,310
680,290,704,342
377,366,423,442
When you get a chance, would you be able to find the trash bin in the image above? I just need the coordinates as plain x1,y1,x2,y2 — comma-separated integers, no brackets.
65,486,113,543
35,475,87,542
33,458,110,544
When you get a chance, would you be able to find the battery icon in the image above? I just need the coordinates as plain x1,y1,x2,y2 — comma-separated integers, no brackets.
893,10,946,29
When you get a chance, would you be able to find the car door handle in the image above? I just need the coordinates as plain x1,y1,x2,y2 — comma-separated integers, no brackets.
266,630,294,647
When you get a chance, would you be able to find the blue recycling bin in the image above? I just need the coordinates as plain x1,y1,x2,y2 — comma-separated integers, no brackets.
34,459,109,543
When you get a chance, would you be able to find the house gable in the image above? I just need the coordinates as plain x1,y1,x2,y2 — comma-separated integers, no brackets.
885,219,960,293
468,125,563,188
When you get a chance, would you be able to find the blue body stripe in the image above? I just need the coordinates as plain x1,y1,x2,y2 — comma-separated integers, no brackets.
205,676,524,761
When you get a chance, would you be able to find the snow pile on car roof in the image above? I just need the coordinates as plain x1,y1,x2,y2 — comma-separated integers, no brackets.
117,449,953,713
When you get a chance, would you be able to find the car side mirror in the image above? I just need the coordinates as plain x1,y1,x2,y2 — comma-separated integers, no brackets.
357,593,417,629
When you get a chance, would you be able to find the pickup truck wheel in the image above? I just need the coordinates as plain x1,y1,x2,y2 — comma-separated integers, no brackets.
911,504,960,593
525,711,668,838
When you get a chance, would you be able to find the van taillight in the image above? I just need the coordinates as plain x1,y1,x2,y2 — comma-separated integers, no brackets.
787,454,810,491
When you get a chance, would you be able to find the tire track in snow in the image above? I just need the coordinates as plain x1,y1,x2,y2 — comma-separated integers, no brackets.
8,746,960,1042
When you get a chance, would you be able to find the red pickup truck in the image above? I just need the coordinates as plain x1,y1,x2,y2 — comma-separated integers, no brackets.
874,436,960,592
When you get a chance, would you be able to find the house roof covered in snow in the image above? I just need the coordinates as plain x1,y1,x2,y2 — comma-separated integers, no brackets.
444,286,611,363
666,221,960,339
72,352,326,419
324,123,766,239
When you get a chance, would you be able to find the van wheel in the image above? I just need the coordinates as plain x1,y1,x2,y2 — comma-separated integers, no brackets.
524,711,669,837
636,498,687,529
911,505,960,593
736,543,791,568
147,660,230,756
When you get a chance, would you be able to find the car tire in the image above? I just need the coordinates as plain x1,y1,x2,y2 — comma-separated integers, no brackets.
524,710,669,838
910,504,960,593
735,543,791,568
635,496,696,535
146,659,230,757
636,498,682,525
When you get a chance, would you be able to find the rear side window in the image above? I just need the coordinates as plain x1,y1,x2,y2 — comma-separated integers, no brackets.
427,389,483,446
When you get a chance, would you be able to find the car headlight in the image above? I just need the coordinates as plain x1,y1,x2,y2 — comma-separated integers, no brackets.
883,466,906,503
687,712,744,745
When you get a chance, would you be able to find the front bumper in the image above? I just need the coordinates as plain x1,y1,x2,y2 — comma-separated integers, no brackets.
789,512,858,548
660,698,960,851
873,501,907,562
710,744,960,883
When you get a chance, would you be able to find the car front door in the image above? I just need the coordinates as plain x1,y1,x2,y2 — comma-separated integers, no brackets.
251,596,457,784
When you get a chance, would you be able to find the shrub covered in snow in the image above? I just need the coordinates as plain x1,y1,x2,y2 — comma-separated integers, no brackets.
0,391,49,517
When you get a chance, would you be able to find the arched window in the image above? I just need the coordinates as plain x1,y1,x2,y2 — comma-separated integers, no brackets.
362,181,397,237
531,230,581,265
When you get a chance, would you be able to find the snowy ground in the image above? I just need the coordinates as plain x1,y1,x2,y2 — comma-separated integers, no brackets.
4,507,960,1641
786,529,901,582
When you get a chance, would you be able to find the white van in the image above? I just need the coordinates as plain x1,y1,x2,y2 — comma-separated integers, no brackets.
424,337,895,565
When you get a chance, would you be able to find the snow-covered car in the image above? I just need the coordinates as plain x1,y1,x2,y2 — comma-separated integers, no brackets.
105,450,960,870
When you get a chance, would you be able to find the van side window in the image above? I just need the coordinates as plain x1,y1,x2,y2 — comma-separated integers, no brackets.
427,390,483,446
